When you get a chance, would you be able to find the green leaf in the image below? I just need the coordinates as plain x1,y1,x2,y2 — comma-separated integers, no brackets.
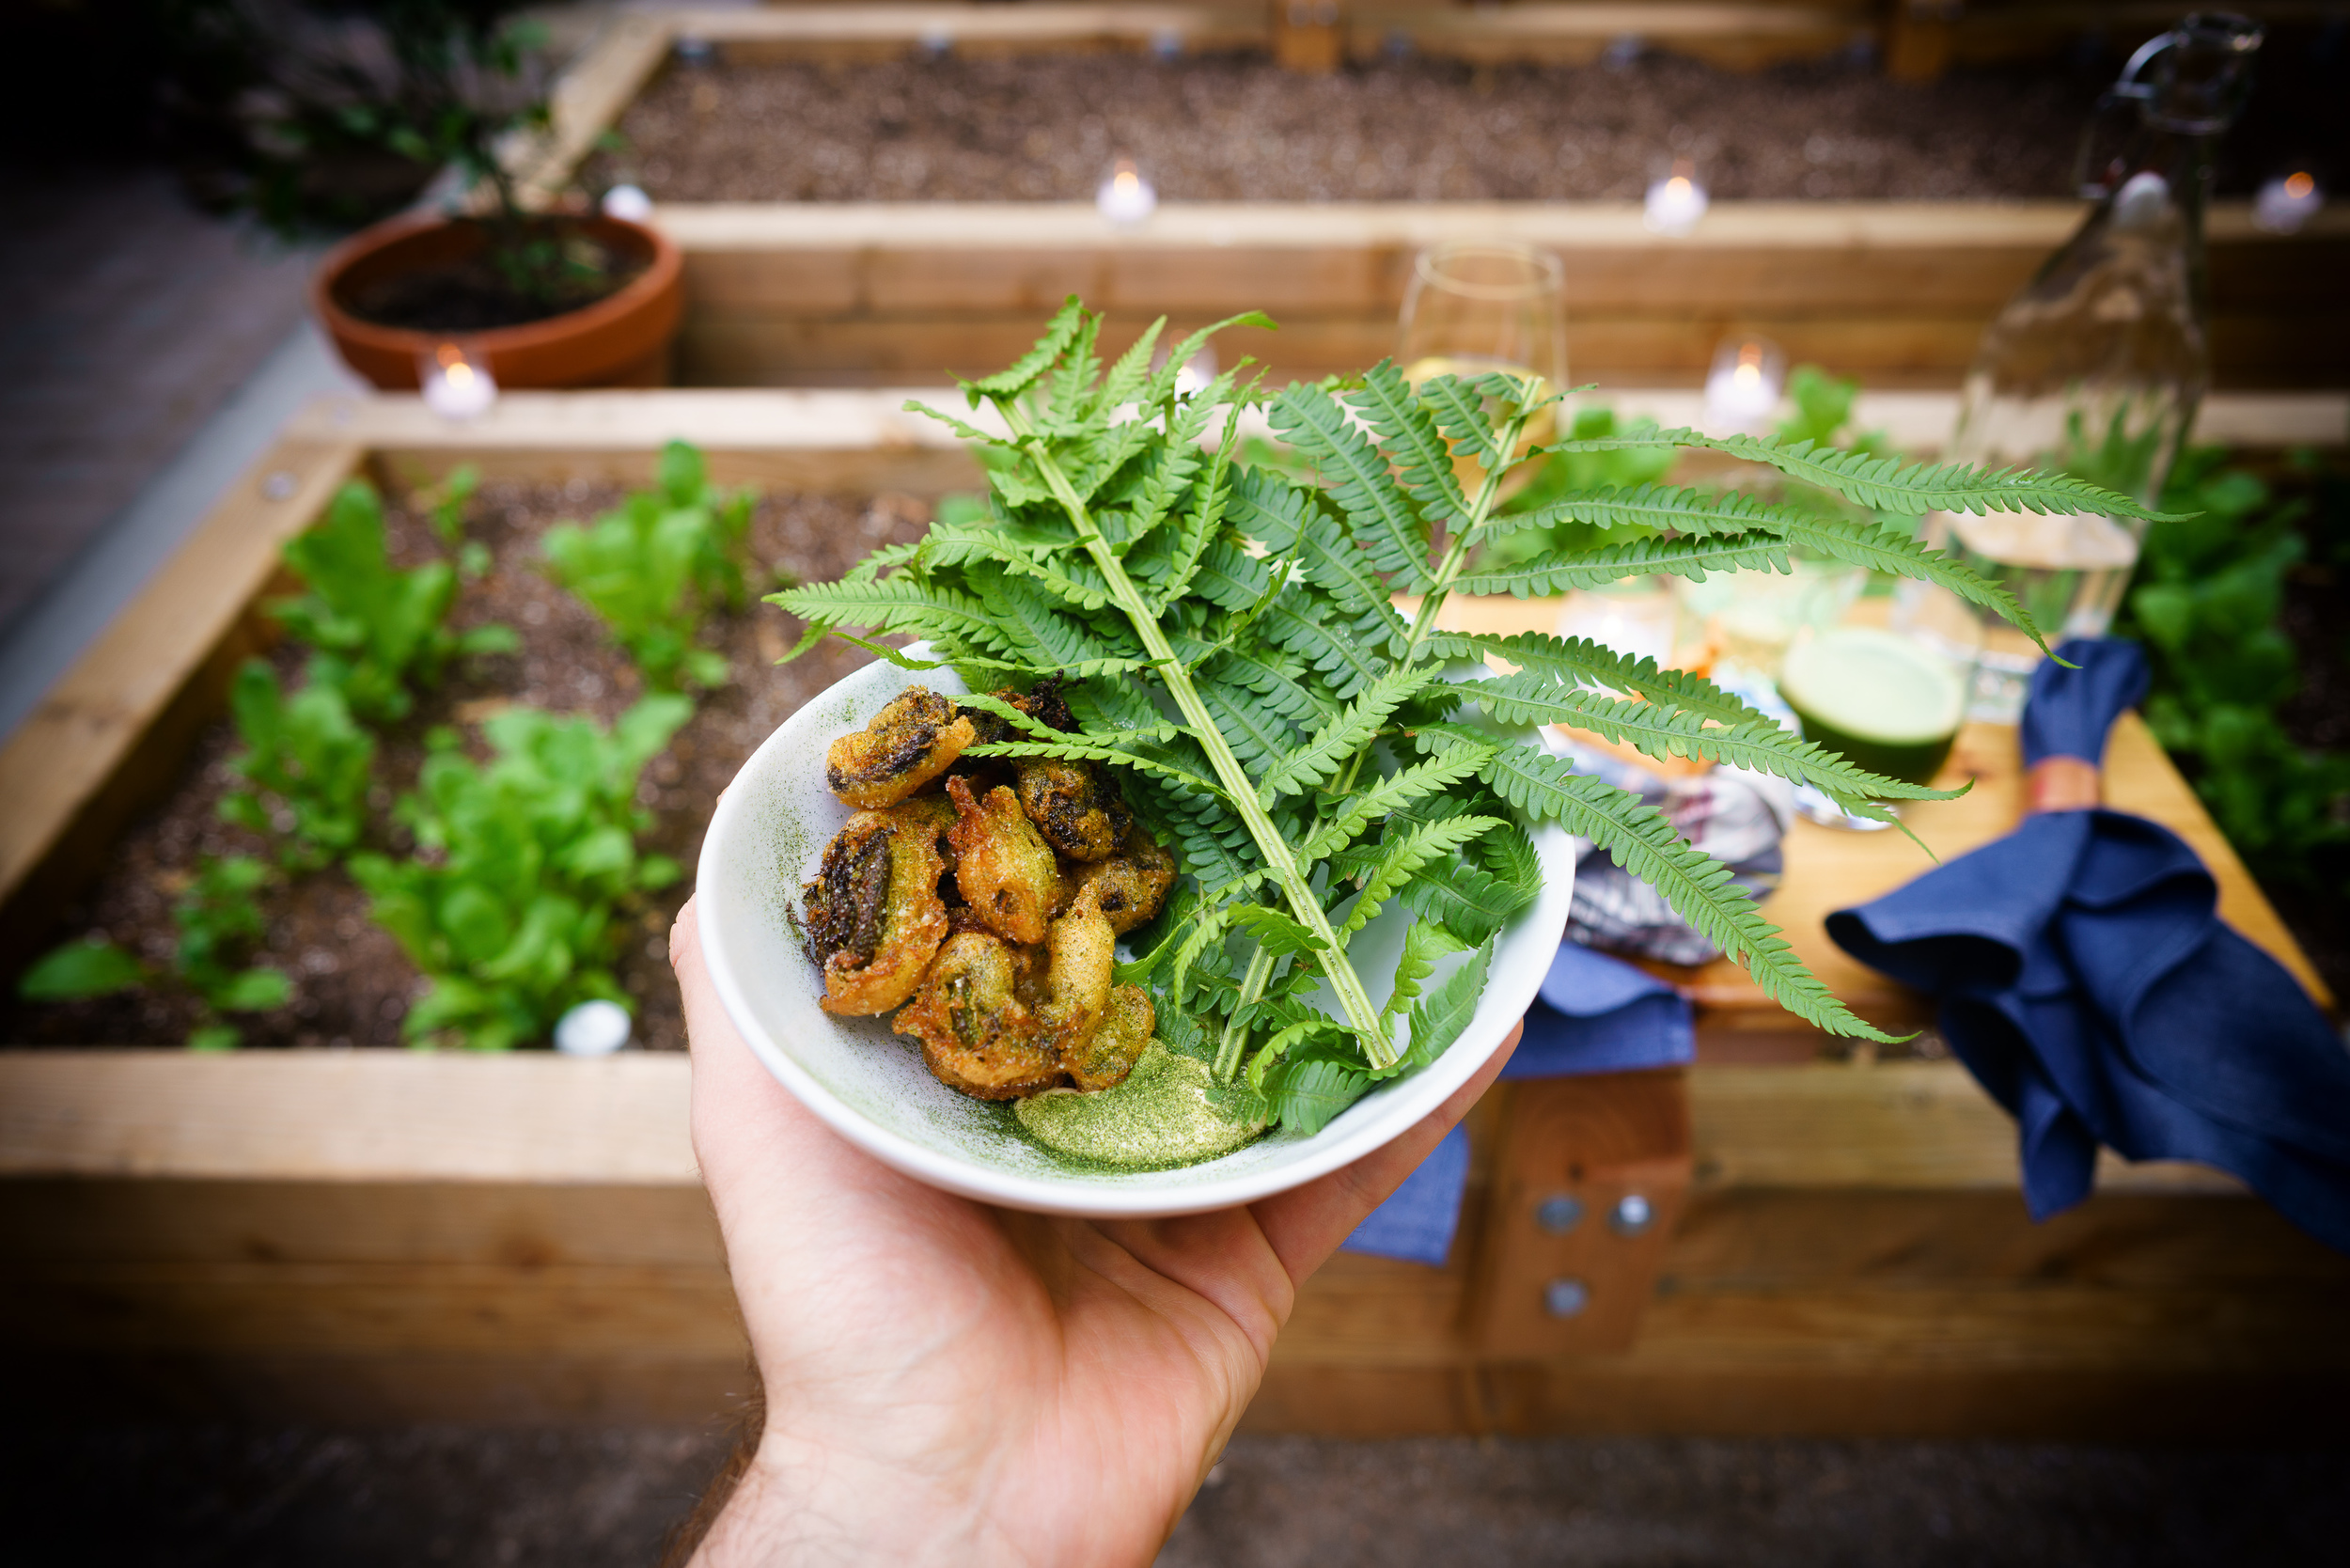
1426,631,1772,733
208,966,294,1012
1380,919,1469,1024
1261,1057,1372,1136
18,940,146,1001
1351,361,1468,522
1453,531,1794,598
1391,936,1496,1075
187,1024,242,1052
1298,744,1497,861
967,295,1088,399
1334,814,1504,938
1259,664,1443,803
1771,513,2052,658
1227,902,1327,954
1270,382,1434,592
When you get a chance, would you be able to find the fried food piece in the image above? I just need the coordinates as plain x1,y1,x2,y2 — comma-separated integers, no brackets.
802,799,950,1016
1040,882,1116,1056
1067,823,1177,934
825,686,976,808
945,776,1063,945
894,932,1066,1100
1063,984,1153,1092
1014,758,1132,862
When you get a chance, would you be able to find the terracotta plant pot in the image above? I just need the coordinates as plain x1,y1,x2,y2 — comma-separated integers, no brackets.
312,212,684,390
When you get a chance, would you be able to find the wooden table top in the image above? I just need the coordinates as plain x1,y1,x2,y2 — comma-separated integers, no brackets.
1431,593,2335,1046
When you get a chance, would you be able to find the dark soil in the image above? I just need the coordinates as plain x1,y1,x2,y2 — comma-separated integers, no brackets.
8,1424,2346,1568
337,220,644,334
0,480,933,1052
595,51,2106,204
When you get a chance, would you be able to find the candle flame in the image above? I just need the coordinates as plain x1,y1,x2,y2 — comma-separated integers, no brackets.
2284,170,2315,199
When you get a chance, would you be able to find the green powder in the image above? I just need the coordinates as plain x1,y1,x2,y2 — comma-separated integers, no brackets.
1014,1040,1269,1170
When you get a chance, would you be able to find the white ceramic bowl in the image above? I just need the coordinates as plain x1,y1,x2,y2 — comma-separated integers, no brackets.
697,649,1574,1217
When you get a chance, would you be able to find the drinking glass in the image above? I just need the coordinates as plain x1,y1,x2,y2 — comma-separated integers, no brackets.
1779,615,1980,832
1397,242,1567,460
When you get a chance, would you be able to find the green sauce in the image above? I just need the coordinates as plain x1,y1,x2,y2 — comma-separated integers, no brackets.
1014,1040,1269,1170
1779,626,1966,788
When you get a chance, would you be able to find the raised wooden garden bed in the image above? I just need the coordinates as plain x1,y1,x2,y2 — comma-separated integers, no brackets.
510,9,2350,389
2,388,2342,1435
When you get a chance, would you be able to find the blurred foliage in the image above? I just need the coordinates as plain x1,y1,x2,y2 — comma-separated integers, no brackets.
218,659,377,870
542,441,755,692
350,698,688,1050
272,478,517,723
15,856,292,1050
2119,447,2350,888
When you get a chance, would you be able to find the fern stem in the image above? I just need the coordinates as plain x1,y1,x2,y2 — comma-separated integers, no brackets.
1214,945,1278,1081
995,398,1399,1067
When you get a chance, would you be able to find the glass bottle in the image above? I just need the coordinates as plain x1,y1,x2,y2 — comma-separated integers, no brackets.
1897,12,2264,720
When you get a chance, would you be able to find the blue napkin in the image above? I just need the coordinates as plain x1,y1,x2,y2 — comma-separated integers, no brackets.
1342,942,1694,1265
1826,639,2350,1253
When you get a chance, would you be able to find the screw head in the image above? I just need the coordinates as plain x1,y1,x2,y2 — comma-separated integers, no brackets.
1610,1193,1655,1236
1534,1194,1584,1234
1543,1278,1590,1318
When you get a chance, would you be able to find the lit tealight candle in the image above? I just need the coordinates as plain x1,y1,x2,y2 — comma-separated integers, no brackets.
2254,169,2323,235
1702,336,1786,433
1097,158,1157,227
420,342,497,422
601,183,653,223
1643,159,1708,236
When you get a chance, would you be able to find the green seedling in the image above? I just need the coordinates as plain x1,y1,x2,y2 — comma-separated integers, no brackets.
16,855,293,1050
217,660,376,871
542,441,754,691
273,479,517,722
350,695,691,1050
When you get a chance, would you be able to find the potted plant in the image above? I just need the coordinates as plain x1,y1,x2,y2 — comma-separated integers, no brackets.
180,0,682,389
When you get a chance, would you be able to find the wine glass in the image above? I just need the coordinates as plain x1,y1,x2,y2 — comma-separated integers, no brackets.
1396,242,1567,460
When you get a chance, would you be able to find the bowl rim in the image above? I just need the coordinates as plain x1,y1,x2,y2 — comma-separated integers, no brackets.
697,650,1572,1217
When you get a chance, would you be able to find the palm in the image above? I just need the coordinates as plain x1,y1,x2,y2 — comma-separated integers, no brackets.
676,898,1515,1567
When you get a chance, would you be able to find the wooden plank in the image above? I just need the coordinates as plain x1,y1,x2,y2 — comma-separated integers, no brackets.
0,1052,697,1184
0,439,363,945
1691,1060,2243,1193
513,13,677,207
1467,1070,1693,1356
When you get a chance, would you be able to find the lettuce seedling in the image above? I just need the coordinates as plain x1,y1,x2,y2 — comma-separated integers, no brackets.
218,660,376,871
350,695,691,1049
16,855,292,1050
542,441,754,691
273,479,517,722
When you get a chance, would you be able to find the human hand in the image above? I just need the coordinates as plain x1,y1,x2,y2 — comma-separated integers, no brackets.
671,896,1519,1567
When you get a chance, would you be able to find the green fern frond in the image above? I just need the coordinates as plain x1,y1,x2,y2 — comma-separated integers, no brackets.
1444,732,1901,1043
1772,514,2052,656
1425,630,1771,732
1378,919,1468,1024
1334,814,1503,938
766,576,1001,651
1260,665,1444,802
1471,481,1805,543
1298,744,1496,861
1418,374,1507,474
1139,311,1277,408
1452,532,1794,597
1353,361,1468,522
1094,316,1166,415
1269,382,1434,591
967,737,1225,798
1549,429,2174,522
969,295,1086,401
1465,680,1958,809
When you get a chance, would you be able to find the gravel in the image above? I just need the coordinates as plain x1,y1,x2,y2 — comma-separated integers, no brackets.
593,52,2097,205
